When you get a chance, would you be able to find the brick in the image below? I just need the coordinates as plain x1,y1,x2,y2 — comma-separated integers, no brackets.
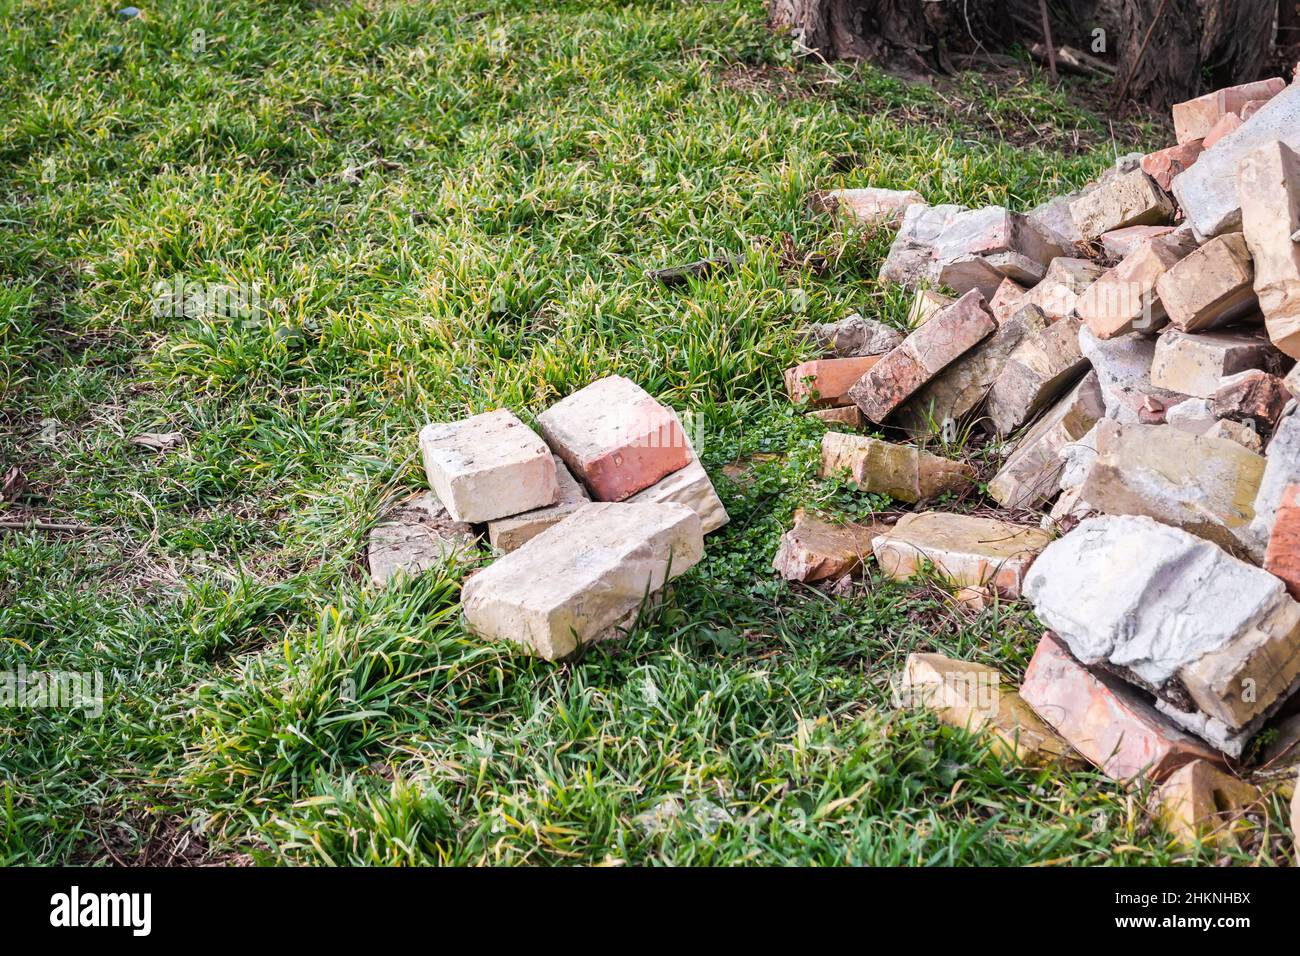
1247,407,1300,562
784,356,880,408
984,316,1088,435
1073,420,1264,552
987,278,1027,323
800,314,904,357
809,405,866,428
420,409,558,523
872,512,1051,598
1156,760,1261,848
1099,224,1176,259
1205,418,1264,453
896,653,1081,767
988,372,1105,509
1171,77,1286,144
1238,139,1300,358
820,432,974,502
1265,483,1300,600
848,290,995,423
368,492,478,586
809,186,925,226
1068,169,1174,241
893,302,1047,438
461,502,703,660
771,509,881,583
1022,257,1107,322
538,375,691,502
1201,111,1242,150
1174,81,1300,238
1025,514,1300,755
907,289,954,328
1020,633,1226,782
488,455,591,553
1141,140,1204,191
626,459,729,535
1156,233,1258,332
1211,369,1291,433
1076,233,1197,339
878,203,967,288
1150,329,1273,398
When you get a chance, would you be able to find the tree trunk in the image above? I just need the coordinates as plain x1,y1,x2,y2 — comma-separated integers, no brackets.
1114,0,1275,112
767,0,1010,75
769,0,1278,110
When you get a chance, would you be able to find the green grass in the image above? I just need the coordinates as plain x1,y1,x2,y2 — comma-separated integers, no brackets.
1,0,1287,866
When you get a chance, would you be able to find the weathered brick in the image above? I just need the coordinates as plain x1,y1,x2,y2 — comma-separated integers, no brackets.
988,372,1105,510
1171,77,1286,144
1265,483,1300,600
984,314,1088,435
538,375,691,502
897,653,1082,768
625,459,729,535
771,509,881,583
820,432,973,502
420,409,559,523
848,290,995,423
1141,140,1204,191
1238,139,1300,358
800,314,904,357
1068,169,1174,241
1156,233,1258,332
1099,224,1176,259
1078,324,1190,423
461,502,703,660
1150,328,1273,399
987,277,1027,323
872,512,1052,598
1022,257,1106,322
487,455,591,553
1156,760,1261,848
1076,233,1197,339
784,356,881,407
1020,633,1226,782
1201,111,1242,149
1211,369,1291,433
809,186,925,226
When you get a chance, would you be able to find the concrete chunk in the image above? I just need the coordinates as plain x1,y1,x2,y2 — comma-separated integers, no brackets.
988,372,1106,509
848,290,995,423
488,455,591,553
1068,169,1174,241
1073,421,1263,551
1156,233,1259,332
872,512,1051,598
420,410,559,523
1076,233,1197,339
538,375,691,502
1237,139,1300,357
1150,328,1273,398
1173,81,1300,239
771,509,881,583
461,502,704,660
820,432,973,502
984,316,1088,434
626,459,728,535
897,653,1081,767
1020,632,1225,782
1078,325,1190,423
784,356,880,407
1024,514,1300,754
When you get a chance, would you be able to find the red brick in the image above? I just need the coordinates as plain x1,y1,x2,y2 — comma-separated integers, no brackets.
1020,633,1226,782
1202,112,1242,150
1265,484,1300,600
783,356,880,408
1140,140,1204,192
1171,77,1286,144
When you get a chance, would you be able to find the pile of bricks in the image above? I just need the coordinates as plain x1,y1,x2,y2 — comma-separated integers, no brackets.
372,375,727,660
784,76,1300,848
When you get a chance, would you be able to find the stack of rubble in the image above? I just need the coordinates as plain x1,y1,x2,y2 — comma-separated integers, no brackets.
788,76,1300,846
370,375,728,660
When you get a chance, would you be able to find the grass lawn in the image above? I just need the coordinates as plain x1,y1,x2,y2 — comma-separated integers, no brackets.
2,0,1292,866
